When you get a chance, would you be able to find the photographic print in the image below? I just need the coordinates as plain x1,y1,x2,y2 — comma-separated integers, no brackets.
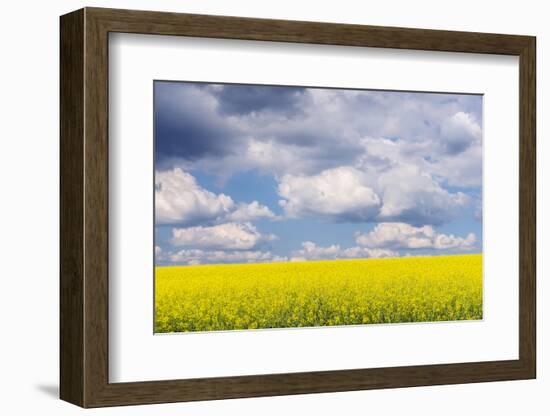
154,81,483,333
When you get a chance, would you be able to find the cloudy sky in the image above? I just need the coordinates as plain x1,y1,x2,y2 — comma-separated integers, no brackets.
154,81,482,266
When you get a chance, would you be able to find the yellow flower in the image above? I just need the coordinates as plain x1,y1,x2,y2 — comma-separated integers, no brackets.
155,254,482,333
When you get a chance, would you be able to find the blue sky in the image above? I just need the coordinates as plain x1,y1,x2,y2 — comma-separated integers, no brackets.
154,81,482,265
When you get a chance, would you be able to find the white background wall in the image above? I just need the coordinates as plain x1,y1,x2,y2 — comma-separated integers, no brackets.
0,0,545,414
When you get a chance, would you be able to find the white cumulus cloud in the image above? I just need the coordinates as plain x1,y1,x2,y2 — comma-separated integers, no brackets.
156,168,233,225
376,164,469,225
291,241,397,262
168,249,287,265
171,222,276,250
278,167,380,221
277,162,468,225
156,168,276,225
226,200,278,222
440,111,482,154
354,137,471,225
355,222,476,250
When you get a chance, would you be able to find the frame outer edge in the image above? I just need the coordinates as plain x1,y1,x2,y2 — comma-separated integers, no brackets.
519,36,536,377
60,7,537,407
83,6,111,408
60,8,86,407
84,6,532,55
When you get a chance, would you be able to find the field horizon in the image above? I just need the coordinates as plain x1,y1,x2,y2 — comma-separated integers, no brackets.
155,253,483,333
156,251,481,268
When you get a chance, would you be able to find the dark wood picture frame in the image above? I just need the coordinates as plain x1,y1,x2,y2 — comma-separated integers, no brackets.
60,7,536,408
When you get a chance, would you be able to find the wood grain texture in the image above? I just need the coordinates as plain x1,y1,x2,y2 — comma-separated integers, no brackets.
59,7,537,408
88,7,532,54
59,8,84,407
518,38,536,375
83,10,110,406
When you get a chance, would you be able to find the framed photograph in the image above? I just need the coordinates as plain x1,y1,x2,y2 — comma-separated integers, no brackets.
60,7,536,407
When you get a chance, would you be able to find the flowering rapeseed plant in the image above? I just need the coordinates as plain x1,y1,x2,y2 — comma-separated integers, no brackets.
155,254,482,333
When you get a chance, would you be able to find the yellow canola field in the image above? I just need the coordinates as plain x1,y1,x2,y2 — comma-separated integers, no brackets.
155,253,482,333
